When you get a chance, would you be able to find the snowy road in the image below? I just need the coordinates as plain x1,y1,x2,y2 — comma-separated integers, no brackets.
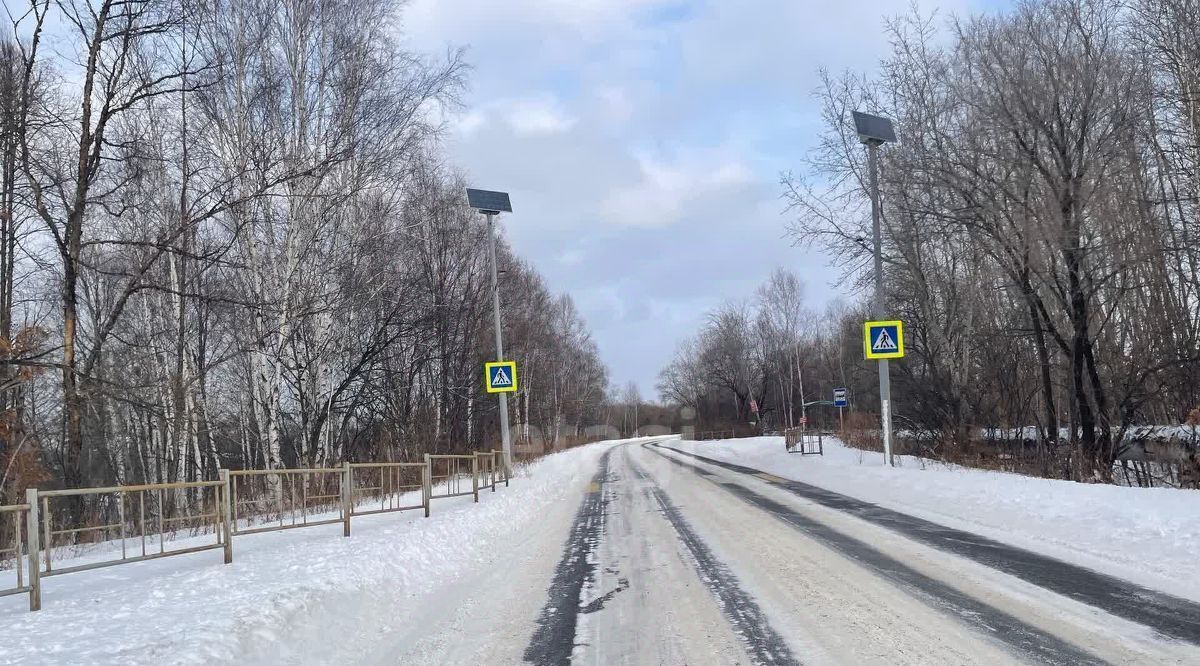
386,439,1200,665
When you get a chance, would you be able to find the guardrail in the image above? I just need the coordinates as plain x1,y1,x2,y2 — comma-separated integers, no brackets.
229,466,350,537
475,451,501,493
37,479,231,577
349,462,430,519
694,429,735,440
426,454,479,503
0,497,38,610
3,451,507,613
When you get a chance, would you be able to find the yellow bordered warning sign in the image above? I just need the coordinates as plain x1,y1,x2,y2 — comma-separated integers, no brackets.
485,361,518,393
864,320,904,359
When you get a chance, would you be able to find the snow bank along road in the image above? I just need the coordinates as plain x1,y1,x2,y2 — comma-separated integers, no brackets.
6,436,1200,664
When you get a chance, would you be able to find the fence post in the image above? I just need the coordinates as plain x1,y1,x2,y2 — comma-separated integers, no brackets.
41,495,50,573
422,458,431,518
218,469,233,564
494,449,508,487
25,488,40,612
471,454,479,503
490,452,497,492
342,462,352,537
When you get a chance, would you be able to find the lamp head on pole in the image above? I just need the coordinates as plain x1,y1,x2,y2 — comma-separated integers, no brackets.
852,111,896,146
465,188,512,215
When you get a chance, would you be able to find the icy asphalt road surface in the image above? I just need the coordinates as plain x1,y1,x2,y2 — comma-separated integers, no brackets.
378,440,1200,665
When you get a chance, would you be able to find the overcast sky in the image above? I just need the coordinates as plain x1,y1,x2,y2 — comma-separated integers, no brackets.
403,0,1003,399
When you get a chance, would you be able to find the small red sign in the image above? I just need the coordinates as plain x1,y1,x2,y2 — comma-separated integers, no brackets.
749,399,759,413
798,416,808,425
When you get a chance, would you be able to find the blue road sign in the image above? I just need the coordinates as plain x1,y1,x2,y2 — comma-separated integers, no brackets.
863,320,905,359
485,361,518,393
833,388,849,408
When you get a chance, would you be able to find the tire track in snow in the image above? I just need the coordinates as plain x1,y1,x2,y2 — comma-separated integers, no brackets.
648,443,1110,666
523,449,613,665
627,450,800,666
653,442,1200,647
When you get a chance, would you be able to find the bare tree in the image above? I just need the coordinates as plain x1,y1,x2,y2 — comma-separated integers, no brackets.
777,0,1200,484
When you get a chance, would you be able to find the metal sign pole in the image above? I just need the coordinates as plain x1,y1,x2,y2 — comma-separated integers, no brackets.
833,389,847,431
798,367,807,431
486,212,514,476
868,141,895,467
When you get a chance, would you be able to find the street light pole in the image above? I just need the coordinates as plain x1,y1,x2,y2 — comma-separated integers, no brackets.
485,211,513,476
854,110,897,468
867,141,894,467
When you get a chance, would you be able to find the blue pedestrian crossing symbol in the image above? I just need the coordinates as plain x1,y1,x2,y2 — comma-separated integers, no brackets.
863,320,905,360
485,361,518,393
491,366,512,386
872,328,897,351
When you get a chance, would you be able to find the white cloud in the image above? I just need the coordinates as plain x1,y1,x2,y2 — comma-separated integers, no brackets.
449,95,576,138
710,162,753,187
454,109,488,137
557,249,585,266
405,0,668,50
593,85,635,124
502,96,577,136
601,153,753,228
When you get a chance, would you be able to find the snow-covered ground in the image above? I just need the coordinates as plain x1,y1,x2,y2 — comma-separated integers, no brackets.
5,434,1195,665
675,436,1200,601
0,440,626,665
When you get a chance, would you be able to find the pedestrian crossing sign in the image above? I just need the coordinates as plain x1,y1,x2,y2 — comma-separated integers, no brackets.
863,320,904,360
485,361,518,393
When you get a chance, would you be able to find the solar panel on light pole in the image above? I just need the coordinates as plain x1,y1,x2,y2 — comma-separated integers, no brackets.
852,111,897,145
465,188,512,215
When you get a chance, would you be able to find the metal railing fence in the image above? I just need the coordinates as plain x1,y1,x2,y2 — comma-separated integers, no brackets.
0,499,38,610
475,451,498,493
785,427,824,455
694,429,735,440
349,462,430,519
425,454,479,503
4,450,509,613
229,466,350,537
37,479,231,579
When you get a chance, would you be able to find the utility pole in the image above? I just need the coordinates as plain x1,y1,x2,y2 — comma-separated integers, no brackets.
853,111,897,467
